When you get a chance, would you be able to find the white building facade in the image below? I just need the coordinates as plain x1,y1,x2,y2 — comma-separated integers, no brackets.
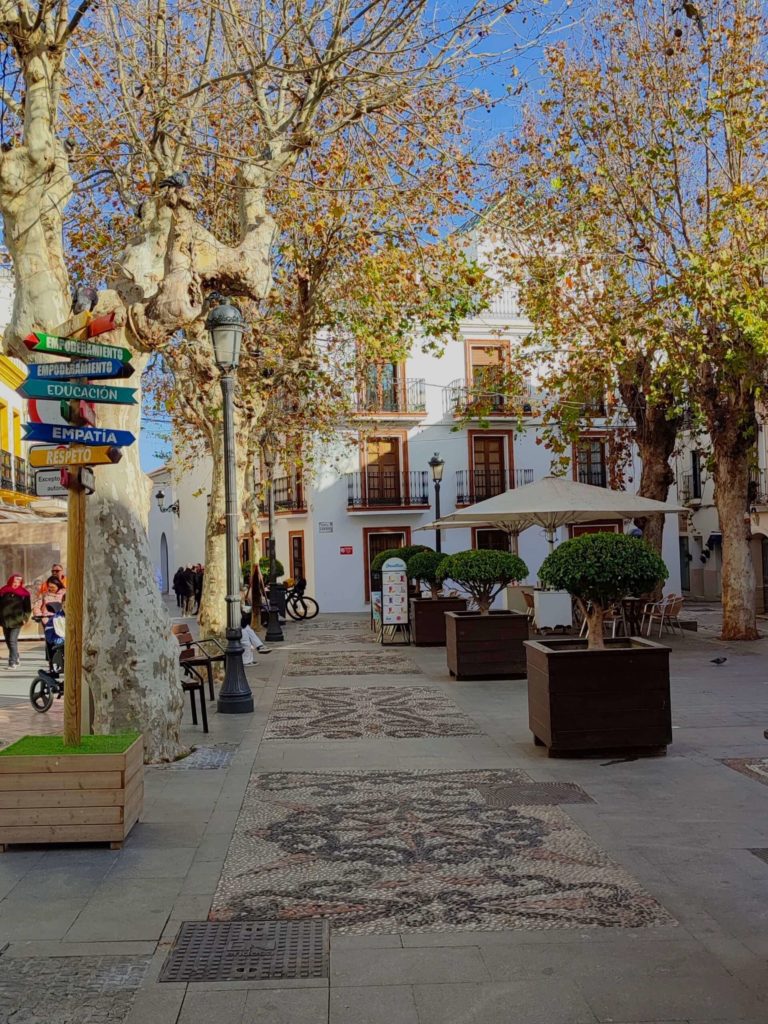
150,230,682,611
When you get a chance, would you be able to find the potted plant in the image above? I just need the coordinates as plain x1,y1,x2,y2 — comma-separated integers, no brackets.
0,732,144,851
407,551,467,646
370,545,433,604
525,532,672,756
438,549,530,679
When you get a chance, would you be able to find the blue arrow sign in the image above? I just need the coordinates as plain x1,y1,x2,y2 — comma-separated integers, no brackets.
23,423,136,447
27,359,134,381
19,379,136,404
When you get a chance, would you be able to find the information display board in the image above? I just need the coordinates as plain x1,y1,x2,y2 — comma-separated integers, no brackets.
381,557,408,626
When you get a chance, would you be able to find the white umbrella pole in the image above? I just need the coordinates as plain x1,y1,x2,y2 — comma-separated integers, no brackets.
546,527,555,553
510,530,520,555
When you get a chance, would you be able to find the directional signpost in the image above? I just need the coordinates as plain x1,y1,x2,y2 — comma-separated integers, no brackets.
20,380,137,404
27,359,134,381
18,309,136,746
29,445,123,468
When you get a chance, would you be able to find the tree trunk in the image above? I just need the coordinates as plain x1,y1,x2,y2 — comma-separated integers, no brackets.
198,427,227,639
197,418,250,640
712,447,758,641
84,351,186,761
586,604,606,650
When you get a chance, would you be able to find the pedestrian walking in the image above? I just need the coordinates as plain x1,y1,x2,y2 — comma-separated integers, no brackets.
0,574,32,669
50,563,67,588
193,564,204,614
172,567,185,608
181,566,196,614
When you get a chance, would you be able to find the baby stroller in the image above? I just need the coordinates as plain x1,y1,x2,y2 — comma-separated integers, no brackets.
29,607,65,713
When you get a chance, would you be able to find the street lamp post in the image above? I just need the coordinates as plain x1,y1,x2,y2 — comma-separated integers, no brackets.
261,437,284,643
428,453,445,554
207,298,253,715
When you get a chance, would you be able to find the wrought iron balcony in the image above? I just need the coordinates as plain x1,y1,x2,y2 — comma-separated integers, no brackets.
257,475,306,514
681,471,703,505
748,468,767,508
455,468,534,506
346,469,429,510
577,466,608,488
0,450,12,491
13,455,33,495
356,378,426,416
443,377,535,417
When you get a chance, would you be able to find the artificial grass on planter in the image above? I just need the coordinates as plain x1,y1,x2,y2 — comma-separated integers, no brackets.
0,732,140,757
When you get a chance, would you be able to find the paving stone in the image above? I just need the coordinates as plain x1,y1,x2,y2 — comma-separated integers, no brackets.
243,987,329,1023
412,980,597,1024
177,988,247,1023
330,984,417,1023
330,947,490,987
0,954,150,1024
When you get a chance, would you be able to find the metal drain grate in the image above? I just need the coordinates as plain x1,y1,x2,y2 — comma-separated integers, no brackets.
477,782,595,807
159,920,329,983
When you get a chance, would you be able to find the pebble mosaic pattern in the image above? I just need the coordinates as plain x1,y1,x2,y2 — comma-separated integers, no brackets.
264,686,482,740
154,744,237,770
211,769,673,934
285,652,420,676
721,757,768,787
0,955,150,1024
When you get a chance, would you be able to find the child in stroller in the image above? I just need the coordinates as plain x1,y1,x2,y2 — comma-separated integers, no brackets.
29,600,65,712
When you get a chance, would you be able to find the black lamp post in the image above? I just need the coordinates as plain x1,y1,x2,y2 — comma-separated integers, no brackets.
154,489,180,516
207,298,253,715
261,435,284,643
428,452,445,553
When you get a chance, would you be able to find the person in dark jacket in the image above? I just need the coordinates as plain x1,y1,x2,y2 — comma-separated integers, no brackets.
172,567,185,609
180,566,196,614
0,574,32,668
192,564,204,615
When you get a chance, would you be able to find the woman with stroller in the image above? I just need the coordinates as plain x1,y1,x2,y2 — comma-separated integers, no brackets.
0,574,32,669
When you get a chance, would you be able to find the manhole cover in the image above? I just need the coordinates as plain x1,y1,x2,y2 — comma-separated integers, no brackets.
159,920,329,982
477,782,595,807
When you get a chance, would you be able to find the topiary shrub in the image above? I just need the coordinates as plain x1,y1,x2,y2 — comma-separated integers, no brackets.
406,550,447,599
259,555,284,579
370,544,432,573
538,532,668,650
437,549,528,614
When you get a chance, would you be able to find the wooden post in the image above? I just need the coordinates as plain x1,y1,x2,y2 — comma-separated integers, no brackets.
63,465,86,746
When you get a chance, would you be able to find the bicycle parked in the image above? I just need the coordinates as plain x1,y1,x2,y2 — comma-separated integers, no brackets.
285,578,319,621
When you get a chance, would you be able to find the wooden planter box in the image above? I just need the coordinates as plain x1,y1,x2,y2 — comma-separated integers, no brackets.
446,610,530,680
0,735,144,851
410,596,468,646
525,638,672,756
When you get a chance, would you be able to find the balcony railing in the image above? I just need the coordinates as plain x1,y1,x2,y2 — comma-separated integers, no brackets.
346,469,429,509
258,475,306,514
681,471,703,505
456,468,534,506
577,466,607,488
13,456,33,495
443,378,535,417
748,468,768,507
357,378,426,416
0,450,12,490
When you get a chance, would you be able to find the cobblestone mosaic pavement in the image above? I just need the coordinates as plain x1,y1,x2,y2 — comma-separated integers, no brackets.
720,757,768,786
0,955,150,1024
264,686,482,740
153,743,237,770
210,769,674,934
284,651,420,676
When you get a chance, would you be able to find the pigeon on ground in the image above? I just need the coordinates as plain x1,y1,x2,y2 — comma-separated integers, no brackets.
71,284,98,313
158,170,190,189
710,657,728,665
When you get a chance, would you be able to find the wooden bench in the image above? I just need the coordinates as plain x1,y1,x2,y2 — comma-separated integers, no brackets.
171,625,227,732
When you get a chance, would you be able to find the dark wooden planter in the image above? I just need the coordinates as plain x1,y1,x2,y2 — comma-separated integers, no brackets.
409,597,468,646
445,610,529,680
524,637,672,757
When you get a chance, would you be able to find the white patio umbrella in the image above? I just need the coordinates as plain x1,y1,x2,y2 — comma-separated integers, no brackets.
417,475,685,552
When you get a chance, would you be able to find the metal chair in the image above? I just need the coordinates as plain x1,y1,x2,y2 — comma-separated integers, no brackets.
645,595,685,637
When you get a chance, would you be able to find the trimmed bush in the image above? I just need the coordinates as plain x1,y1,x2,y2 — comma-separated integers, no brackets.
370,544,432,573
259,555,285,579
438,549,528,614
538,532,668,649
407,550,447,598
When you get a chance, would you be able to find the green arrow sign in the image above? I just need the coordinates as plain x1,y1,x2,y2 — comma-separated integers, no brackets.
19,379,136,405
28,332,132,364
